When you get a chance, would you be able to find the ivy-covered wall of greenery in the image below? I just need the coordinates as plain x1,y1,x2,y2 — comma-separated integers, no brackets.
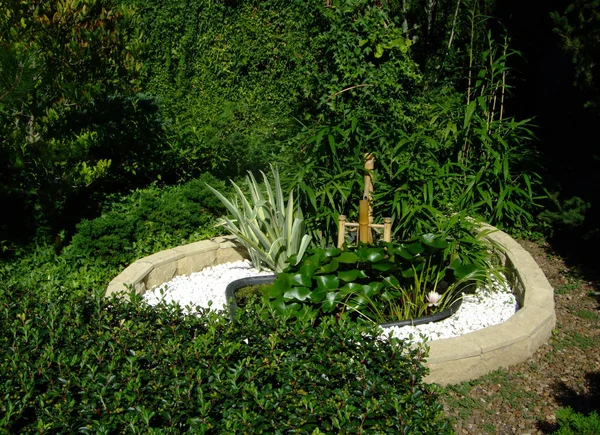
1,0,597,259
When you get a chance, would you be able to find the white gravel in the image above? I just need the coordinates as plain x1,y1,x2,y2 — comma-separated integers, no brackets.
143,260,273,310
143,260,519,342
381,278,519,343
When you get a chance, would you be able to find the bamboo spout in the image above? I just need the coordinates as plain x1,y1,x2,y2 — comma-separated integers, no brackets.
364,153,375,243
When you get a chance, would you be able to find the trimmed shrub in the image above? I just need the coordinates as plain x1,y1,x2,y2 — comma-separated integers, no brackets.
66,173,229,267
0,287,452,434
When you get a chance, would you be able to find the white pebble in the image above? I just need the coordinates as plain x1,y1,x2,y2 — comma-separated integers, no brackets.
143,260,273,312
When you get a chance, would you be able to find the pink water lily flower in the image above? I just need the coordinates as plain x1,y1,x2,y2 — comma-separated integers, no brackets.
426,291,442,307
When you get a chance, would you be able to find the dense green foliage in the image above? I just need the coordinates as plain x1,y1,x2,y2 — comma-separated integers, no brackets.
2,0,595,431
0,287,452,433
271,1,542,244
551,0,600,111
0,0,168,242
551,408,600,435
0,175,228,299
120,0,326,178
67,173,228,268
0,0,547,248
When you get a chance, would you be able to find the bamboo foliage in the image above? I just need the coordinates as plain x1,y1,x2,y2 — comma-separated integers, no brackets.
207,165,312,273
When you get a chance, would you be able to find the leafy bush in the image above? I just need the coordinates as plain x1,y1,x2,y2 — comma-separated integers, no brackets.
552,408,600,435
275,2,544,243
0,287,452,433
0,0,159,243
208,166,311,273
264,234,495,323
65,173,229,268
539,196,590,236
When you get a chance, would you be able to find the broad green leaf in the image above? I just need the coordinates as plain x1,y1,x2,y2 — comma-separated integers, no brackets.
268,274,291,298
337,252,359,263
283,286,311,302
393,246,415,261
383,275,400,288
290,273,312,288
365,248,386,263
337,269,367,282
420,233,449,249
363,282,383,297
319,258,339,274
406,242,424,256
271,296,287,314
310,287,327,303
401,268,416,278
371,261,393,272
323,248,342,257
299,262,319,277
346,295,368,311
315,275,339,291
339,282,364,296
451,260,486,280
321,292,340,312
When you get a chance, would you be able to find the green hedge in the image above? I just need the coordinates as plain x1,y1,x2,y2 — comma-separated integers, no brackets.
0,286,452,434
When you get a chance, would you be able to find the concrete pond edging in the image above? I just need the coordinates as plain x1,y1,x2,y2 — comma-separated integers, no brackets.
105,236,247,298
106,226,555,385
424,224,556,384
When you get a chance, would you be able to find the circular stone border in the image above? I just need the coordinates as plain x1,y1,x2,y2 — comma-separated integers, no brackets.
106,225,555,385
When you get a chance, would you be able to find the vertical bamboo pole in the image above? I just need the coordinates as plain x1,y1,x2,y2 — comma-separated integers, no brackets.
338,215,346,249
359,200,369,243
383,218,392,243
364,153,375,243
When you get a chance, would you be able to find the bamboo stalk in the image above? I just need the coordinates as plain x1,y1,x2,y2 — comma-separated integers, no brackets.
500,36,508,122
448,0,461,50
364,153,375,243
337,215,346,249
359,200,369,244
462,1,477,167
383,218,392,243
488,38,496,129
466,1,476,107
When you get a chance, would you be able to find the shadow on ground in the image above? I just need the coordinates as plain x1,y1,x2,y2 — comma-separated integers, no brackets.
536,371,600,433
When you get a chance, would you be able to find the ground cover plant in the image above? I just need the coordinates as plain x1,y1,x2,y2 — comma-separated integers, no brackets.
0,174,229,300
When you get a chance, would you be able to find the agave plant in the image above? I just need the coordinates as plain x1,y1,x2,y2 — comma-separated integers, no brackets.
207,165,312,273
